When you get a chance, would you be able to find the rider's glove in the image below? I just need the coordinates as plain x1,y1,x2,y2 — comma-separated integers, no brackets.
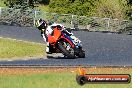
71,35,81,44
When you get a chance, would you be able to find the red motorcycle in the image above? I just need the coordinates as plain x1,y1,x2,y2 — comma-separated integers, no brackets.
47,27,85,59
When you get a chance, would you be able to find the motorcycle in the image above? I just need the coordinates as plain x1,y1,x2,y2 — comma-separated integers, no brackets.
47,27,85,59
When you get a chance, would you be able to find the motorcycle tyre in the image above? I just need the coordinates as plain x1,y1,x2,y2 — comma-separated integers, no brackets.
58,42,75,59
78,50,85,58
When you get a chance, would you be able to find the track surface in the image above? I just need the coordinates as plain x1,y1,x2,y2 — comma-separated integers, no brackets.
0,25,132,66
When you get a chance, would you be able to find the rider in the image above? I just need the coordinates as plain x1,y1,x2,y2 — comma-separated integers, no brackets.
35,19,81,54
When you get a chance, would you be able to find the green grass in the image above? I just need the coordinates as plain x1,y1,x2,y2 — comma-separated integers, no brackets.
0,38,46,59
0,70,132,88
0,0,6,7
0,73,74,88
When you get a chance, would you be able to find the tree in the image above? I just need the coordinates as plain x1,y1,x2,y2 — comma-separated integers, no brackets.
34,0,50,5
3,0,35,9
127,0,132,5
49,0,98,16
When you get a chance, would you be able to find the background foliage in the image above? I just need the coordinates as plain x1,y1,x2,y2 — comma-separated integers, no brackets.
49,0,132,20
1,0,132,20
49,0,98,16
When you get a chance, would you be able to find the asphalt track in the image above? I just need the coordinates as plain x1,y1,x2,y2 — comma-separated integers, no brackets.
0,25,132,66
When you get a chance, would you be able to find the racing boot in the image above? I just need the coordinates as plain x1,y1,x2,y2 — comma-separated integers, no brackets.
46,42,52,54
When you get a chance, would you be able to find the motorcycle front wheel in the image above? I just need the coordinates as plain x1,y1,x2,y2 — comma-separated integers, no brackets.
58,42,75,59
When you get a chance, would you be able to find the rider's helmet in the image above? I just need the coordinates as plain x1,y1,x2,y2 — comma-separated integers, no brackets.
35,19,47,30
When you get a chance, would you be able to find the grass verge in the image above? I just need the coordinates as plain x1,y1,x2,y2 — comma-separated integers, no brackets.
0,67,131,88
0,38,46,59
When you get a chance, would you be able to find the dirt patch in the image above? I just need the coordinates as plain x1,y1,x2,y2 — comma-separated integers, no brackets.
0,67,131,75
